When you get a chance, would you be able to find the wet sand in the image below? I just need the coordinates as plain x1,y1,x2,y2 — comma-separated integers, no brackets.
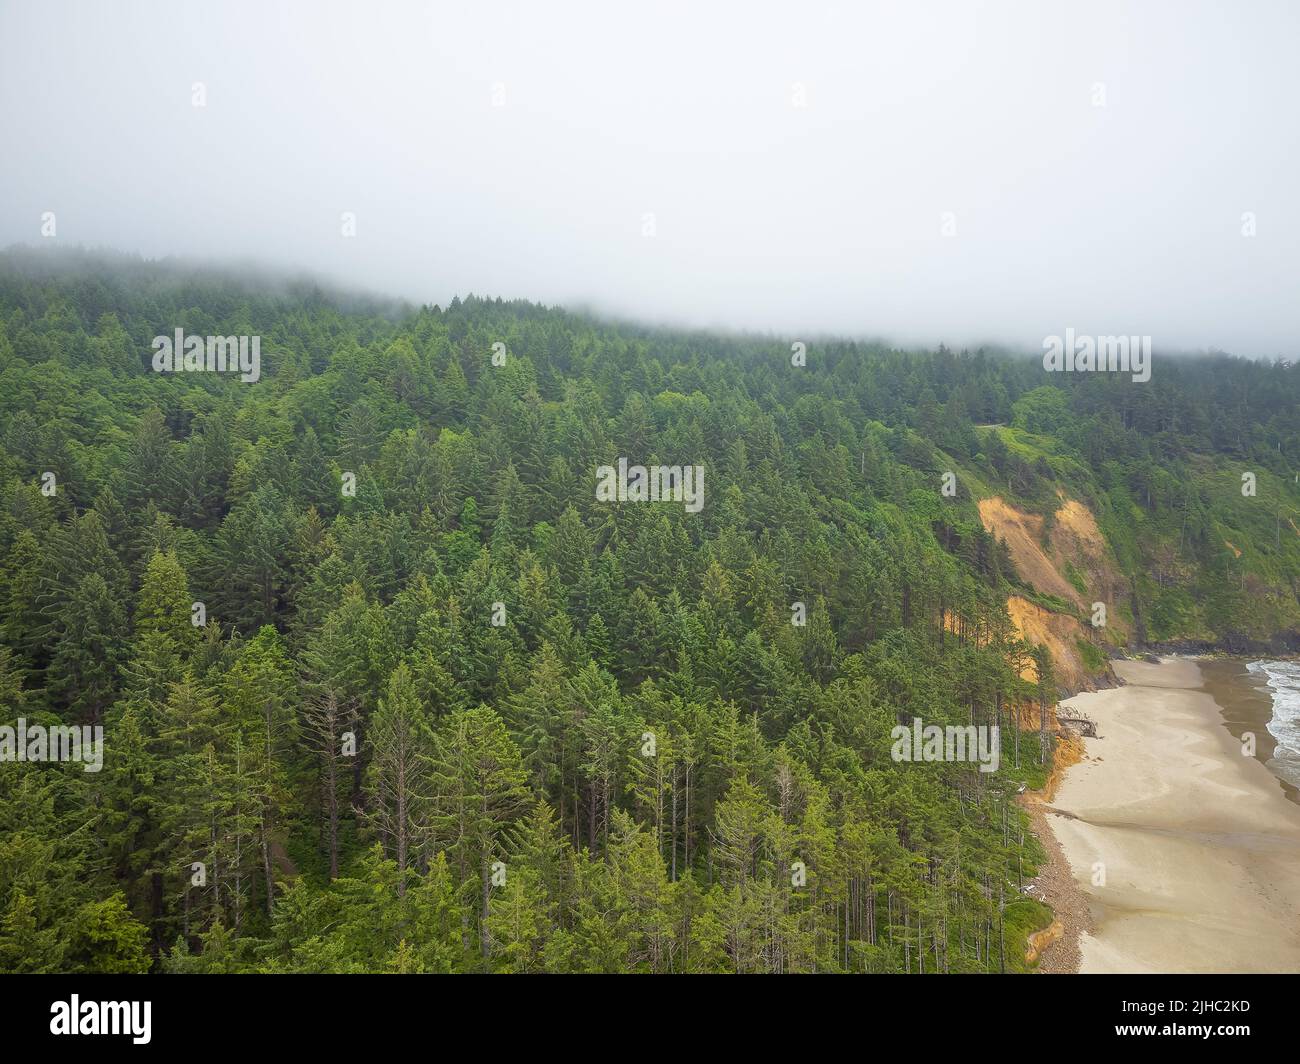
1200,657,1299,806
1046,657,1300,973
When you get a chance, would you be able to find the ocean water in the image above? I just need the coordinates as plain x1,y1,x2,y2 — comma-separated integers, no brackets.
1247,659,1300,790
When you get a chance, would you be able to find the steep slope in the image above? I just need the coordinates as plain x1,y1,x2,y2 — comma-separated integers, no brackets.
977,494,1121,692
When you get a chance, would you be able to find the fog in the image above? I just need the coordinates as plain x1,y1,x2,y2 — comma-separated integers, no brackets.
2,0,1297,356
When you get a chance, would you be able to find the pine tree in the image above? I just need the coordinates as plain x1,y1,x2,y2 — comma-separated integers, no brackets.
48,573,125,723
136,550,196,651
366,663,432,890
428,705,528,961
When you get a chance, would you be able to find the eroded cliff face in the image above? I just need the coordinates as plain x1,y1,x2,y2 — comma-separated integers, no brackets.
1005,595,1109,694
978,494,1121,693
1047,496,1128,626
978,497,1082,607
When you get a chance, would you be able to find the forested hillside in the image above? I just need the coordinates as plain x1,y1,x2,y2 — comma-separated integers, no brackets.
0,248,1296,974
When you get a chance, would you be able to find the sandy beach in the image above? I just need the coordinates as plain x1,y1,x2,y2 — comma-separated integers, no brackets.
1044,657,1300,973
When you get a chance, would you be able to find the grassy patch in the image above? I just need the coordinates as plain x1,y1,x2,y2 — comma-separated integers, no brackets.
1062,559,1088,596
1076,637,1108,671
1004,897,1056,972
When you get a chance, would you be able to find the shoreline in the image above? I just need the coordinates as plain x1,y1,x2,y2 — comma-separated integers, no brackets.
1034,656,1300,973
1199,657,1300,806
1019,747,1091,974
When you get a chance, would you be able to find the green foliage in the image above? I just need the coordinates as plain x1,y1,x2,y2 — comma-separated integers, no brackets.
1062,560,1087,597
0,249,1295,974
1075,638,1108,672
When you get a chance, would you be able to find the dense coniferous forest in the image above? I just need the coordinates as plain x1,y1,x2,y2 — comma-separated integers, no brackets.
0,248,1296,973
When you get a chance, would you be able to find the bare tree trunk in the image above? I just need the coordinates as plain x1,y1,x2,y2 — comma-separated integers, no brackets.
262,822,273,917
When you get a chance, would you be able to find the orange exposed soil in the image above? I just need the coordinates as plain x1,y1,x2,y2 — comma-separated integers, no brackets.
1052,498,1100,540
1005,595,1107,693
1048,494,1125,629
1025,920,1064,965
976,492,1121,969
978,498,1082,606
979,494,1122,689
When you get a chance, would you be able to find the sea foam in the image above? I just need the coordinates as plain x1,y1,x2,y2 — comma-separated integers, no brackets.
1247,659,1300,789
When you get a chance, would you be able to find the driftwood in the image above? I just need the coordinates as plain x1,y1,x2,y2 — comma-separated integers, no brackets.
1056,712,1097,738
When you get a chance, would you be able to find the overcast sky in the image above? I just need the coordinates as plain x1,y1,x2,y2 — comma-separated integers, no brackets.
1,0,1297,356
